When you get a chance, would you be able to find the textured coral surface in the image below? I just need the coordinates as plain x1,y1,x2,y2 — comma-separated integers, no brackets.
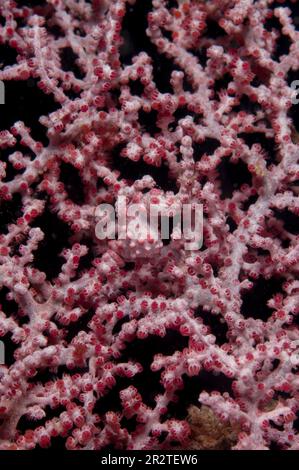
0,0,298,450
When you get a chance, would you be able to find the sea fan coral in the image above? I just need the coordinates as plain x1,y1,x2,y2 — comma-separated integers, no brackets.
0,0,298,450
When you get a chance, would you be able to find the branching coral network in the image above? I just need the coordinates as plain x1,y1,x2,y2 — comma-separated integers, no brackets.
0,0,298,450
